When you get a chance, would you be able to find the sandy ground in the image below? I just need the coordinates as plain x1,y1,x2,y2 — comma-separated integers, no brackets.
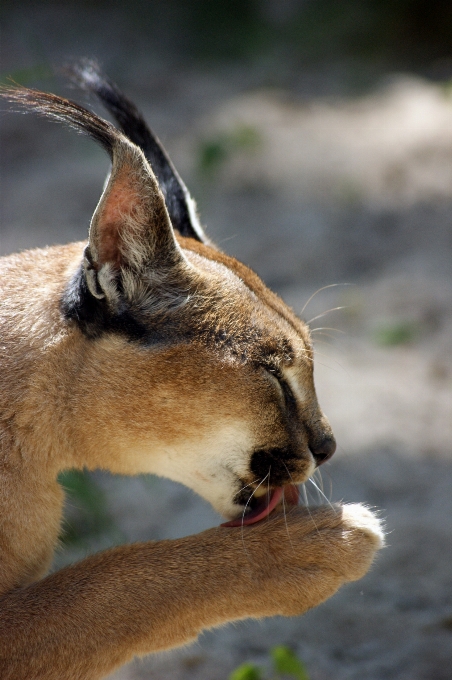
1,18,452,678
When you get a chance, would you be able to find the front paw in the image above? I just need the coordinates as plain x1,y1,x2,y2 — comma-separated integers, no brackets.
243,503,384,617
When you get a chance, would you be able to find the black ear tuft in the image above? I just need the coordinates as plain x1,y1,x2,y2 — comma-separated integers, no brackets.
70,59,209,245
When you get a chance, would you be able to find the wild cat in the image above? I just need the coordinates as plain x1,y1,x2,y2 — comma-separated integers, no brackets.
0,63,383,680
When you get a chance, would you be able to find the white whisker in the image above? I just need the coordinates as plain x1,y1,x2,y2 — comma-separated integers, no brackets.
281,487,296,555
309,478,335,511
300,283,351,316
313,468,324,495
240,473,269,524
307,306,346,325
237,478,261,495
266,466,271,523
311,351,350,376
240,472,270,558
311,334,336,343
316,466,333,500
310,327,345,334
300,483,323,538
307,358,343,375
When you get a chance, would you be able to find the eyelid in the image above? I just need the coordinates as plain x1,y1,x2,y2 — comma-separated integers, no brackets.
264,367,283,396
264,367,295,407
280,378,297,408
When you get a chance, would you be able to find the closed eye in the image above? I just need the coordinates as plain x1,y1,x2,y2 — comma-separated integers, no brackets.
279,377,297,410
264,367,296,410
264,368,284,403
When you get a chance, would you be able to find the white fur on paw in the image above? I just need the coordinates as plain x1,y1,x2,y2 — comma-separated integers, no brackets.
341,503,385,550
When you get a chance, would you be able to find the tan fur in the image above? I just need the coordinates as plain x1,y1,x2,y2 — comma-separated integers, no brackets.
0,83,384,679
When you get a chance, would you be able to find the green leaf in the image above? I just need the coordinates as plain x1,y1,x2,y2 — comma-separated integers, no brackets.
198,135,230,174
229,124,261,151
271,646,310,680
57,469,118,546
197,124,261,177
0,63,53,87
374,321,418,346
229,662,263,680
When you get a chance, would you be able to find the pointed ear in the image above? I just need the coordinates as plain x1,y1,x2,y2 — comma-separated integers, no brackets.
70,59,210,245
84,139,186,301
0,84,188,306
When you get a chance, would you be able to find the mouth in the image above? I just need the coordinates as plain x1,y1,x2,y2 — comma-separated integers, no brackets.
221,484,299,527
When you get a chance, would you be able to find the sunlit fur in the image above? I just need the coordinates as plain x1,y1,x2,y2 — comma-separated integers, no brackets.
0,78,384,680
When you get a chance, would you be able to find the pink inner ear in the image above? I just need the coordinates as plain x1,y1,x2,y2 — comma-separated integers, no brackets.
96,167,139,268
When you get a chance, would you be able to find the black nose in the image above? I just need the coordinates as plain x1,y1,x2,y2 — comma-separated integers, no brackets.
310,435,336,466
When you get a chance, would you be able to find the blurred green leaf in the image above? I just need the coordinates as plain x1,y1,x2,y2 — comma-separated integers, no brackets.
271,646,310,680
58,469,118,546
229,662,262,680
374,321,418,346
197,124,261,177
0,63,53,87
198,135,230,174
441,79,452,99
230,124,261,151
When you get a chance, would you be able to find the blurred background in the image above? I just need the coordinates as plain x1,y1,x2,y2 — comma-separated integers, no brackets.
1,2,452,679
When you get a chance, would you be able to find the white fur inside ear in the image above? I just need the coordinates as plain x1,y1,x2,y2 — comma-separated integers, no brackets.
84,261,120,305
85,267,105,300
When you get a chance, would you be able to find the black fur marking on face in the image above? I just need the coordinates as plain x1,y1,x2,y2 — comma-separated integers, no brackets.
250,446,300,487
61,265,147,341
60,264,200,346
233,486,254,507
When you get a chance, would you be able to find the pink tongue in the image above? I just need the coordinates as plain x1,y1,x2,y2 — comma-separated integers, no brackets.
221,484,299,527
